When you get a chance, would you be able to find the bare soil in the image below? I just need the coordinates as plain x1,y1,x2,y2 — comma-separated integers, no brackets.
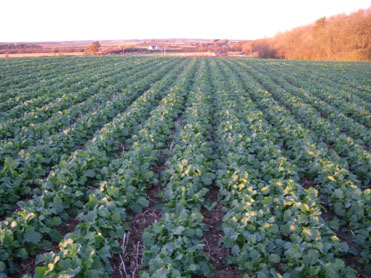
299,177,316,189
200,186,244,278
111,179,163,278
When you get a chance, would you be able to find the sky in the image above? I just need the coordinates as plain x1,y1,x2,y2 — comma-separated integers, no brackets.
1,0,370,42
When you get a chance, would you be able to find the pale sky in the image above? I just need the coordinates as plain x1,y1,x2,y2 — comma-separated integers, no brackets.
1,0,370,42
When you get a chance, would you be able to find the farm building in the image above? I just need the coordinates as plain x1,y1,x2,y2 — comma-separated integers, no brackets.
148,45,158,51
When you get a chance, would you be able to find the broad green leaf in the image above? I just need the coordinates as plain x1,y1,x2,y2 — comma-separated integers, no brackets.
189,264,197,271
86,270,100,277
51,216,62,226
268,253,280,264
112,211,121,223
138,197,149,208
173,226,185,235
232,245,240,255
142,231,154,246
201,176,213,186
333,189,344,199
16,248,28,259
24,231,42,243
49,229,62,242
85,169,95,178
304,249,319,265
35,266,47,276
98,207,110,218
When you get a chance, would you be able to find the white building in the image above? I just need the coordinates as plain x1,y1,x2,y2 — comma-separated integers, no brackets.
148,45,158,51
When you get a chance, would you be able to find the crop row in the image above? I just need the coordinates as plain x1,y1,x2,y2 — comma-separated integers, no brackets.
139,59,216,277
0,57,146,98
0,57,369,278
206,59,356,277
223,59,370,270
0,57,132,112
260,61,371,115
272,60,371,104
0,58,181,217
0,58,159,122
0,58,73,94
0,58,162,134
32,58,199,277
0,57,164,155
0,58,191,275
0,60,98,114
231,60,370,188
252,62,370,149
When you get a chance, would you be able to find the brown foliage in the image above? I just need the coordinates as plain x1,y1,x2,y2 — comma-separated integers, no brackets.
241,8,371,60
86,41,101,55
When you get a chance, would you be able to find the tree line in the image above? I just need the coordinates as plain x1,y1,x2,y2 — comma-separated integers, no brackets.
241,8,371,61
0,43,42,50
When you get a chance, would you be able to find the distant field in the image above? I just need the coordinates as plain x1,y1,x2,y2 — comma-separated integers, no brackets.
0,57,370,277
0,52,85,58
0,51,248,58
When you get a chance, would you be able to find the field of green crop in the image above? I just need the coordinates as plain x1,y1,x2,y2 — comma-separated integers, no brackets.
0,56,370,278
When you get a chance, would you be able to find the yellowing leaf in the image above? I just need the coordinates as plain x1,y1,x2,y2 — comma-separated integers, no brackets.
327,176,336,182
